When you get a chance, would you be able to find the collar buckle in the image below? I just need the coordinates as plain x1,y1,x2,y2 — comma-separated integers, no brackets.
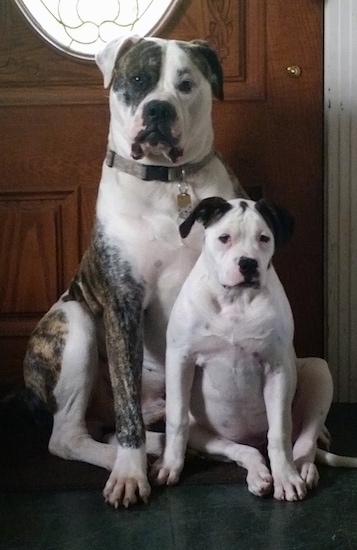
143,165,171,182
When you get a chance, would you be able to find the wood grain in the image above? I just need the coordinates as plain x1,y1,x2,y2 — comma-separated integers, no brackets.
0,0,324,393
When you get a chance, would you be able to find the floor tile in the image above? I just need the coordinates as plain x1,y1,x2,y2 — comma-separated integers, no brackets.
166,477,357,550
1,404,357,550
0,489,173,550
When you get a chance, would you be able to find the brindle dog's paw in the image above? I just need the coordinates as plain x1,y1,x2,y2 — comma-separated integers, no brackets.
103,472,151,508
103,446,151,508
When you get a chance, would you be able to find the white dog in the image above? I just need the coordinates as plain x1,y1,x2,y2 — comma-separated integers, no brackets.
152,197,357,501
23,37,247,508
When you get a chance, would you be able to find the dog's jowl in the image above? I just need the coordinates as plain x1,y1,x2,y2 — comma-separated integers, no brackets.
23,36,247,508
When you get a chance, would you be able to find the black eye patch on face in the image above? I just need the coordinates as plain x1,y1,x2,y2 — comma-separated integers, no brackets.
113,41,162,109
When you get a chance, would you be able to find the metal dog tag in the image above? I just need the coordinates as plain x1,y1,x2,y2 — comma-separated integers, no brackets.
177,182,192,220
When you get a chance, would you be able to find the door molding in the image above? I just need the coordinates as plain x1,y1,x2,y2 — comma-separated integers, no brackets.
325,0,357,401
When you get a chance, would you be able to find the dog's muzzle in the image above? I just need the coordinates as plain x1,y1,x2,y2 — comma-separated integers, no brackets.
237,256,259,288
222,256,260,290
132,100,183,162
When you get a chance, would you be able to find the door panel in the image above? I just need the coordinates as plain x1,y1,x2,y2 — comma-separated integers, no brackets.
172,0,267,101
0,0,323,394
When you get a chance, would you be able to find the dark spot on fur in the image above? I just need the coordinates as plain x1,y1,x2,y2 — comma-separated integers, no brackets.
67,225,146,448
112,41,162,112
180,197,233,238
91,223,146,448
23,310,69,413
178,41,224,100
255,199,294,250
25,221,147,449
240,200,248,212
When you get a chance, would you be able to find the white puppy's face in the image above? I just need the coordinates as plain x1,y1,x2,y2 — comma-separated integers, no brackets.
179,197,294,292
203,200,275,289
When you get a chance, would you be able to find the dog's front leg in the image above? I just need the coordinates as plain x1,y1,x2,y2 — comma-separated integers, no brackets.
263,356,307,502
151,346,196,486
101,298,150,508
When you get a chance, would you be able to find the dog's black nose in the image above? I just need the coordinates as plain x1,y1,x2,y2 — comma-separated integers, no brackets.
238,257,258,275
143,100,176,123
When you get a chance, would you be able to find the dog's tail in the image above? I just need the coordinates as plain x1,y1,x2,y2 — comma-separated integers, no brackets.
0,386,53,429
316,449,357,467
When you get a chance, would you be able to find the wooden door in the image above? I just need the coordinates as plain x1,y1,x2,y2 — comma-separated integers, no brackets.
0,0,323,396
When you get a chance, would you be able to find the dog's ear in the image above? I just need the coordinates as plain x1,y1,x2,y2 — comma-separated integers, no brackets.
255,199,295,250
180,197,233,239
189,40,224,100
96,35,142,88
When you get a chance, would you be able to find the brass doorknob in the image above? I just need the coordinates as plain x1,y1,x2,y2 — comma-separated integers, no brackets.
286,65,301,77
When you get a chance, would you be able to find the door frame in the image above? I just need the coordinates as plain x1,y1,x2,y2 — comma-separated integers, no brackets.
324,0,357,402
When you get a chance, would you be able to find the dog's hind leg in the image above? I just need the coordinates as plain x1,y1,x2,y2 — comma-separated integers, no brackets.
187,423,273,497
48,301,116,471
292,357,333,489
152,420,273,496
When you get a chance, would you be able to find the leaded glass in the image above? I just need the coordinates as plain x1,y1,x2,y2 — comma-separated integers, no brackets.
14,0,178,60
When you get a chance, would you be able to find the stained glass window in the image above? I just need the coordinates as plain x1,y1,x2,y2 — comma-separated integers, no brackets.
14,0,179,60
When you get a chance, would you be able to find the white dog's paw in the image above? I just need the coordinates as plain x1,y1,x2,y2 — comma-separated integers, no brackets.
296,460,320,490
103,471,151,508
246,465,273,497
273,468,307,501
103,445,151,508
150,457,183,486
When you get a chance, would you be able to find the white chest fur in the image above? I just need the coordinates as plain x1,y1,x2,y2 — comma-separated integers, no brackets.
96,160,236,312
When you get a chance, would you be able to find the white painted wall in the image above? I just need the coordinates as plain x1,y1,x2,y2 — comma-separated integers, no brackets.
325,0,357,401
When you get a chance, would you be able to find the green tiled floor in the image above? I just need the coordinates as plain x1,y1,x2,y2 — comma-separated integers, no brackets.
1,405,357,550
2,472,357,550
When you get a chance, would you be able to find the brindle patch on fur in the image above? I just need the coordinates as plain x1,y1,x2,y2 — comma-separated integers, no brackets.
23,310,68,412
112,41,162,112
67,246,105,315
68,223,146,448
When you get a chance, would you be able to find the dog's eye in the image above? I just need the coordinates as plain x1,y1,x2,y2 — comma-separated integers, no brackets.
218,234,231,244
178,80,194,93
259,235,270,243
130,74,147,89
